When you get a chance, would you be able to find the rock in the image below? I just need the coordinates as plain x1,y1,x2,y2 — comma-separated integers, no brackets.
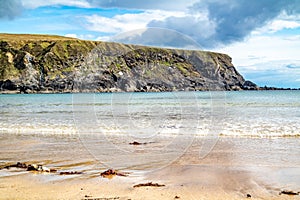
49,168,57,173
0,80,17,90
0,33,254,93
26,164,38,171
279,190,299,195
37,165,56,172
23,163,56,173
15,162,28,168
129,141,150,145
1,162,57,173
100,169,128,178
246,193,251,198
129,141,142,145
133,182,165,188
242,80,259,90
100,169,116,177
59,171,83,175
1,162,27,170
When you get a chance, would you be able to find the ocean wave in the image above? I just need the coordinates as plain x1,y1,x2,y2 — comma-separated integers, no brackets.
1,124,299,138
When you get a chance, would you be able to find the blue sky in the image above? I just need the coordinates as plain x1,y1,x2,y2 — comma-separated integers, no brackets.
0,0,300,88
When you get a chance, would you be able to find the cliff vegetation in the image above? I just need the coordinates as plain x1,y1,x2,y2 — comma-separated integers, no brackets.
0,33,257,93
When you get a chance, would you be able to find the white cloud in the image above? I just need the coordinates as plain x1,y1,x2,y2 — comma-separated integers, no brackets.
217,33,300,87
95,35,111,41
240,60,300,72
111,28,146,41
65,33,78,38
83,10,185,33
254,13,300,34
65,33,97,40
218,35,300,67
268,20,300,32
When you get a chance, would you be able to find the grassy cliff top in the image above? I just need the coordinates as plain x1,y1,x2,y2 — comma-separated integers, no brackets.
0,33,229,57
0,33,78,41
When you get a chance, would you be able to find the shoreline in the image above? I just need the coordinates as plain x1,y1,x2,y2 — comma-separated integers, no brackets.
0,88,300,95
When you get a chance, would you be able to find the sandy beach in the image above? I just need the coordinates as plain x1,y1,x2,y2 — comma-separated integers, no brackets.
1,135,299,200
1,91,299,199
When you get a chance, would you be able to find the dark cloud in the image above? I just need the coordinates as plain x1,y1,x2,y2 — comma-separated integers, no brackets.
148,15,217,48
149,15,215,40
147,0,300,49
0,0,23,20
202,0,298,44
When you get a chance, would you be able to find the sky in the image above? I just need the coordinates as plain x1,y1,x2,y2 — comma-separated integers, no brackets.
0,0,300,88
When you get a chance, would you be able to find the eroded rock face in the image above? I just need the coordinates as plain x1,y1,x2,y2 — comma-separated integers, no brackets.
0,33,251,93
242,80,259,90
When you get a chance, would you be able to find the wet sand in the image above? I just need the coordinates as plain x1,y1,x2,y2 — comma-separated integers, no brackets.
0,134,300,199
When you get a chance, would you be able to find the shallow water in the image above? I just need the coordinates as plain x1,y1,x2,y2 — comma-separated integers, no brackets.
1,91,299,137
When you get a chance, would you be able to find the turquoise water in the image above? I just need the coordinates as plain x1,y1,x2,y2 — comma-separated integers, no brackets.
0,91,299,137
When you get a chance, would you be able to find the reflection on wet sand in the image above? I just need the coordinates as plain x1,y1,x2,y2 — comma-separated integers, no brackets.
0,133,299,199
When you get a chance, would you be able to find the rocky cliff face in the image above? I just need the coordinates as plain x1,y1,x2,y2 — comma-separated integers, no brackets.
0,33,257,93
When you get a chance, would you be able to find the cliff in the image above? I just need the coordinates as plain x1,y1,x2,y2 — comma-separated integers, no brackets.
0,33,256,93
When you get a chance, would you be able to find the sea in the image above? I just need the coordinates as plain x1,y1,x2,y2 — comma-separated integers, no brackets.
0,91,299,184
1,91,299,137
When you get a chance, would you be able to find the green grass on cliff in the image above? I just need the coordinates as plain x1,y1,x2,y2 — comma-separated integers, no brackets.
0,33,77,41
0,33,234,83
